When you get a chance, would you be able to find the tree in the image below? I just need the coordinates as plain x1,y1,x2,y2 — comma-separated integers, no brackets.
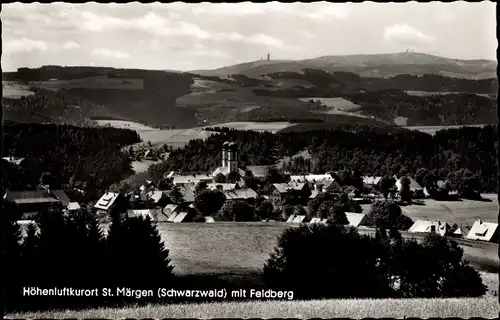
194,181,208,195
264,223,394,299
1,201,24,311
194,189,226,216
415,168,430,186
254,200,275,220
281,204,295,221
218,200,255,222
366,201,412,239
214,173,227,183
399,176,412,203
265,166,285,184
170,185,185,205
394,234,486,298
380,175,395,199
106,215,175,290
227,171,241,183
158,176,174,190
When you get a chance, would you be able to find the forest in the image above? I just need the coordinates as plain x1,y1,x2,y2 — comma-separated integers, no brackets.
2,122,141,200
148,125,498,193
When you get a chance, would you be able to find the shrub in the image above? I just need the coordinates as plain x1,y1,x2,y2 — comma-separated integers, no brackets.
264,224,486,299
264,224,394,299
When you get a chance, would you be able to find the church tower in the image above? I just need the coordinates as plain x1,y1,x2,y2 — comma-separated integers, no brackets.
267,52,270,61
222,142,229,167
227,142,239,173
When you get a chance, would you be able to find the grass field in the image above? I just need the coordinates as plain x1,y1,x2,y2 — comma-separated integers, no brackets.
100,219,498,277
8,297,499,318
34,76,144,90
95,120,217,148
405,90,495,99
299,97,362,111
202,121,296,133
2,81,35,98
404,124,488,135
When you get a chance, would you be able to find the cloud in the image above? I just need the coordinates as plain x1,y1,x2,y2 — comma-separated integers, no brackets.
4,37,49,53
63,41,80,50
92,48,130,59
383,24,434,46
187,2,350,19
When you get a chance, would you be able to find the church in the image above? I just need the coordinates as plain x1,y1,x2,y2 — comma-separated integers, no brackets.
212,141,246,177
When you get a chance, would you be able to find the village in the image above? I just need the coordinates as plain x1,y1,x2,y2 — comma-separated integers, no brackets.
4,141,498,244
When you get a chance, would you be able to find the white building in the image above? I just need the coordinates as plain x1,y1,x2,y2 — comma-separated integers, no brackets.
212,141,246,177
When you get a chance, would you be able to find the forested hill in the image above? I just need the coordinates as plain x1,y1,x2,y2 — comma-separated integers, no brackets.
148,125,498,193
2,121,141,201
3,65,497,129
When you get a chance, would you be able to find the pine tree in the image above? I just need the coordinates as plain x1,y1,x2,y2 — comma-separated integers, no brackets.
170,185,185,205
1,199,23,311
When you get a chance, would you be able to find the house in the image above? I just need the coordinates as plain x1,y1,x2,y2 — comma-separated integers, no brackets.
309,189,320,199
2,157,25,166
163,204,180,220
147,190,166,204
67,202,81,211
291,215,306,223
322,179,343,194
395,176,424,198
309,217,322,224
207,183,239,191
94,192,125,216
344,212,369,228
205,216,216,223
270,182,309,208
127,209,155,220
223,188,258,201
286,214,296,223
408,220,451,237
170,173,213,185
363,176,382,188
165,185,195,204
4,189,67,219
172,211,189,223
466,220,498,242
289,174,334,184
451,225,472,238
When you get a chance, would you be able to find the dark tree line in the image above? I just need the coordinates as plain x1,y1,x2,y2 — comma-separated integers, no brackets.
264,223,486,299
2,122,141,200
1,204,174,312
149,125,497,193
346,90,497,126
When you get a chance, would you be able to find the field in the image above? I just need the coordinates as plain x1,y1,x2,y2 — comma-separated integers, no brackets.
95,120,217,148
299,97,361,111
202,121,296,133
359,194,498,227
131,160,163,173
405,90,496,99
99,218,499,278
2,81,35,98
33,76,144,90
405,124,488,135
8,297,499,319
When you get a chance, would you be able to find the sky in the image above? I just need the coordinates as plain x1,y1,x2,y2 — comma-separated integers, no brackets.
1,1,497,72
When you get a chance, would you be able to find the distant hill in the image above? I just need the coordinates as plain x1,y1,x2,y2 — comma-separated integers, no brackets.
2,58,497,130
192,52,497,80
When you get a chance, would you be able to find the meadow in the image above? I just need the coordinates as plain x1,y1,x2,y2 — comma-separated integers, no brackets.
2,81,35,98
8,297,499,319
34,76,144,90
405,90,495,99
404,124,488,135
299,97,362,111
202,121,296,133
